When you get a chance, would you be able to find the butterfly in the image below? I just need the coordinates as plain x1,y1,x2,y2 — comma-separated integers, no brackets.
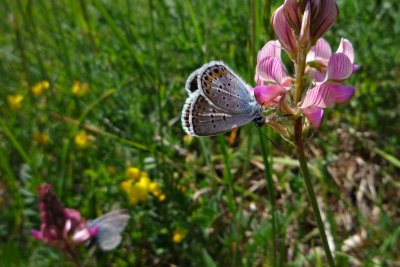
87,209,130,251
181,61,264,136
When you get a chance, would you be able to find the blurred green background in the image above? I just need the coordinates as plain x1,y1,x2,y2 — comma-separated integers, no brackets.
0,0,399,266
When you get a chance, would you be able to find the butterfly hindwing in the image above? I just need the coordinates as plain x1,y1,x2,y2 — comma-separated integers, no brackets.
88,209,130,251
182,92,256,136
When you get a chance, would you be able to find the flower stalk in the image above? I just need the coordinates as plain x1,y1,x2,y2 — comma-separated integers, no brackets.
293,48,335,266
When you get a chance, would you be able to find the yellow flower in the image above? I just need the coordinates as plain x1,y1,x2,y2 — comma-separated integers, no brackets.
32,81,50,95
172,229,186,244
120,180,133,193
7,94,24,109
72,80,90,97
149,182,161,197
158,193,166,202
33,132,50,145
135,177,150,201
125,167,141,181
75,130,88,148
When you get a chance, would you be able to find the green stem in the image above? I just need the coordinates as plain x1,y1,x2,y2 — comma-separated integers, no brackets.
294,52,335,266
294,121,335,266
258,128,276,266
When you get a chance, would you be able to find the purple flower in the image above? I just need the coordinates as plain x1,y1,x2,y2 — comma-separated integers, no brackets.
300,38,357,128
300,82,355,128
253,41,293,107
31,184,96,249
272,5,298,57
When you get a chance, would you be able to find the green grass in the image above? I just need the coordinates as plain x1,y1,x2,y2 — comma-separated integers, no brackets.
0,0,399,266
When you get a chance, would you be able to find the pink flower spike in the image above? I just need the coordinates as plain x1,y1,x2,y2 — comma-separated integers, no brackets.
254,85,286,106
272,6,298,56
302,107,324,128
257,57,288,85
328,82,356,103
306,38,332,64
337,38,355,63
325,53,353,82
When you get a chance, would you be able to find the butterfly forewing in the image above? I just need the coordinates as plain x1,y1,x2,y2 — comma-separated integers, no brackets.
198,61,255,113
185,69,200,94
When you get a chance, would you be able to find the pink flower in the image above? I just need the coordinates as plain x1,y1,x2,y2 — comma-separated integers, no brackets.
253,41,292,107
272,5,298,57
306,38,358,83
300,82,355,128
31,184,96,248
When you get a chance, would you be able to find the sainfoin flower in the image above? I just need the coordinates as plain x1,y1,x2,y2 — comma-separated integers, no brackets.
253,0,356,129
253,41,292,108
300,38,357,127
31,184,97,248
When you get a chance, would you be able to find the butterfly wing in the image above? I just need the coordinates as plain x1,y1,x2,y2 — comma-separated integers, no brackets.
182,92,257,136
197,61,257,114
88,209,130,251
185,68,200,94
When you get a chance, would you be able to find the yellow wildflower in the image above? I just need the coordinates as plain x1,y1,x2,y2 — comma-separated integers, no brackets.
149,182,161,197
33,132,50,145
128,187,140,205
172,229,186,244
7,94,24,109
158,193,166,202
71,80,90,97
120,180,133,193
135,177,150,201
32,81,50,95
75,130,88,148
125,167,141,181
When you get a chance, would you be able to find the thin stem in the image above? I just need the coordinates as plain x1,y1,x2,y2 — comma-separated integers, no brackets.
294,121,335,266
258,128,277,266
294,52,335,266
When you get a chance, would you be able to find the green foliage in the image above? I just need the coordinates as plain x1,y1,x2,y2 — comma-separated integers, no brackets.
0,0,399,266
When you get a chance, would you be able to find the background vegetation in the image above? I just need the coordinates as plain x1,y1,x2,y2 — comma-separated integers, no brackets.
0,0,399,266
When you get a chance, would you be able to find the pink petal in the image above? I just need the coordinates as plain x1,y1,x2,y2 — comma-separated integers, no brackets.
310,0,338,42
298,1,311,47
352,64,359,73
282,0,302,34
89,225,99,237
325,53,353,81
257,40,281,63
306,66,326,83
272,6,298,55
301,107,324,128
72,228,91,243
31,230,43,240
64,208,81,220
327,82,356,103
255,40,282,84
254,85,286,106
337,38,354,63
306,38,332,63
301,84,335,109
256,57,288,85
